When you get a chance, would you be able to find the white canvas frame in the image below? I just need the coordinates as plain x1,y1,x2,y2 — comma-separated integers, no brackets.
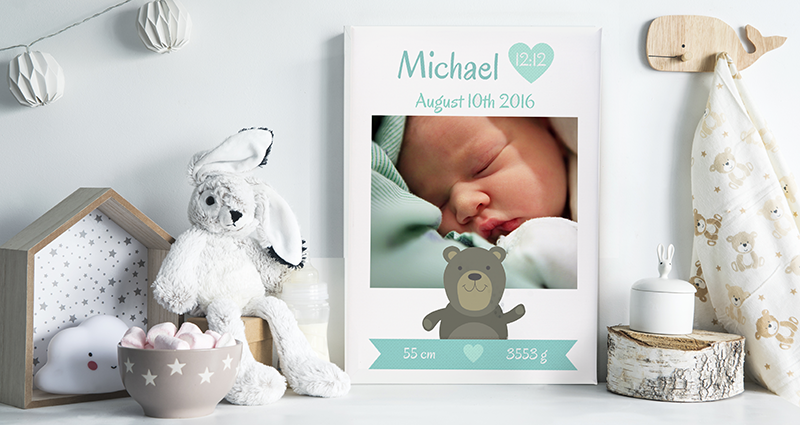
344,26,601,383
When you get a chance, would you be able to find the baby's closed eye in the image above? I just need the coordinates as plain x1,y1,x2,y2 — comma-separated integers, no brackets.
471,142,504,178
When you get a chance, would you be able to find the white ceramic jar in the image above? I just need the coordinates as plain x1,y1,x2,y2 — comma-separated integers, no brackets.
629,244,696,335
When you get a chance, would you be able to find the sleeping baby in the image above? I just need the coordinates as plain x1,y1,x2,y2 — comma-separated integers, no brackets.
370,115,577,289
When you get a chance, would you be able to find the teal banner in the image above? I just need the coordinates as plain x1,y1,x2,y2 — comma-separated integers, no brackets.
369,339,576,370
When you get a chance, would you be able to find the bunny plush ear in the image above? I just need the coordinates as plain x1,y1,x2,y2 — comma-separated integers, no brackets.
253,183,304,267
190,127,273,184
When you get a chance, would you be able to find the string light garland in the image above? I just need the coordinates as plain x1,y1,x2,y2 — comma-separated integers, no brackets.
1,0,192,108
0,0,135,56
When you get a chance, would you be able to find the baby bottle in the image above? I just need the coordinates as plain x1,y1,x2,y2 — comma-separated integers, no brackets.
281,262,330,361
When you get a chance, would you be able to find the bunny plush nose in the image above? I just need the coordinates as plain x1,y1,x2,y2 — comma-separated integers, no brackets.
230,210,243,224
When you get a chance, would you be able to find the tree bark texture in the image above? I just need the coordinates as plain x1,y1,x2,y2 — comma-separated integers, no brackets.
606,325,745,402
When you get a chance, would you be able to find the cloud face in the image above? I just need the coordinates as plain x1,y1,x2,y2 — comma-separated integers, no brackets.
34,315,130,394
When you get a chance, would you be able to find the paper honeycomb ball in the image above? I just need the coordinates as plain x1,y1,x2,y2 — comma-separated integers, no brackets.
136,0,192,54
7,51,65,107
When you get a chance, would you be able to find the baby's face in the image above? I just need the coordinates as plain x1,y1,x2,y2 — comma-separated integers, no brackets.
397,116,567,244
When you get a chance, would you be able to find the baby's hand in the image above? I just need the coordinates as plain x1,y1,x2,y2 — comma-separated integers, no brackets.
497,217,577,289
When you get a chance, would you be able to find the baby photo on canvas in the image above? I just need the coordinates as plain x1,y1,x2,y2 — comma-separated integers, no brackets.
370,115,578,290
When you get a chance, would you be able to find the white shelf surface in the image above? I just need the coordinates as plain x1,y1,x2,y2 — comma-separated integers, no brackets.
0,383,795,424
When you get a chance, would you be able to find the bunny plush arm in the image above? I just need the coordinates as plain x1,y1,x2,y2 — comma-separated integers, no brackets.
152,227,208,314
242,236,294,294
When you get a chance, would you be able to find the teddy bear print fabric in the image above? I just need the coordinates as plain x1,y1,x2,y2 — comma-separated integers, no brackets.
691,53,799,406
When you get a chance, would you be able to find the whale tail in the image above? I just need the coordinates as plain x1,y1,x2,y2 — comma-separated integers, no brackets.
744,25,787,66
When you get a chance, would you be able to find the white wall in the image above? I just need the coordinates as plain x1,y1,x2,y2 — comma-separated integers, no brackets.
2,0,798,382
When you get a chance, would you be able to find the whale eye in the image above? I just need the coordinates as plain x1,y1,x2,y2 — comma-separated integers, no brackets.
88,352,93,357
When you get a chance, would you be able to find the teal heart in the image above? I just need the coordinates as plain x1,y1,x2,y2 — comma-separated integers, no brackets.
508,42,554,83
463,344,484,363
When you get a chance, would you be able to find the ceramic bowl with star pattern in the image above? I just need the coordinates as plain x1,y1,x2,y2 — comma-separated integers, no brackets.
118,340,242,418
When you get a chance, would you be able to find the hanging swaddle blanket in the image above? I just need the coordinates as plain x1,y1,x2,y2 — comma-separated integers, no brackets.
691,53,800,406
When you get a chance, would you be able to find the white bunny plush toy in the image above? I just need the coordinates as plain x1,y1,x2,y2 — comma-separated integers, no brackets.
152,127,350,405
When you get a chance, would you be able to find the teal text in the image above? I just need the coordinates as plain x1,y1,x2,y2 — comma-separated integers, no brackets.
398,51,499,81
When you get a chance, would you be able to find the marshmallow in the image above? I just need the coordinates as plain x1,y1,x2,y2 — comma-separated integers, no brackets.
215,333,236,348
120,326,146,348
178,332,217,349
153,334,190,350
146,322,177,347
125,322,236,350
175,321,203,338
204,329,222,342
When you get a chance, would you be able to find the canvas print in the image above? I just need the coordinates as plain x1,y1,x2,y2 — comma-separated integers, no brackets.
345,26,600,383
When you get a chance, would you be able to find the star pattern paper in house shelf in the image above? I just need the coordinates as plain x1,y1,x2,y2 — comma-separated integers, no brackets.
32,209,149,377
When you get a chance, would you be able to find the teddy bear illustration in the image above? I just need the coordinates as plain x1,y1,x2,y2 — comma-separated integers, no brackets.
709,147,754,189
785,255,800,276
700,109,726,138
740,127,759,145
727,231,765,272
693,209,723,246
422,246,525,339
780,174,798,204
759,127,780,152
755,309,799,350
689,260,708,302
757,196,793,239
724,284,750,325
737,126,778,150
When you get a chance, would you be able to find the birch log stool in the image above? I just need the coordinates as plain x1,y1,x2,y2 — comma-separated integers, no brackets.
606,326,745,402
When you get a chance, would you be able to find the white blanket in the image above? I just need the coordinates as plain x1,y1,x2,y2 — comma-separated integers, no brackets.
691,53,799,406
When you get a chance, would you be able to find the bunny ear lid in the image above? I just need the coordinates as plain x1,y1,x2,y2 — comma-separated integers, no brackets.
190,127,273,184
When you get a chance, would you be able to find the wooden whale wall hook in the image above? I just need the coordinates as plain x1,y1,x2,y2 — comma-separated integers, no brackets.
646,15,787,72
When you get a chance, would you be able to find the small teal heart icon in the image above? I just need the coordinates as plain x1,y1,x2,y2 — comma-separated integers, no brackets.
463,344,484,363
508,42,554,83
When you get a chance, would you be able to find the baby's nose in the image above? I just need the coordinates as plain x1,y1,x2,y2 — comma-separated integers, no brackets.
451,183,490,224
